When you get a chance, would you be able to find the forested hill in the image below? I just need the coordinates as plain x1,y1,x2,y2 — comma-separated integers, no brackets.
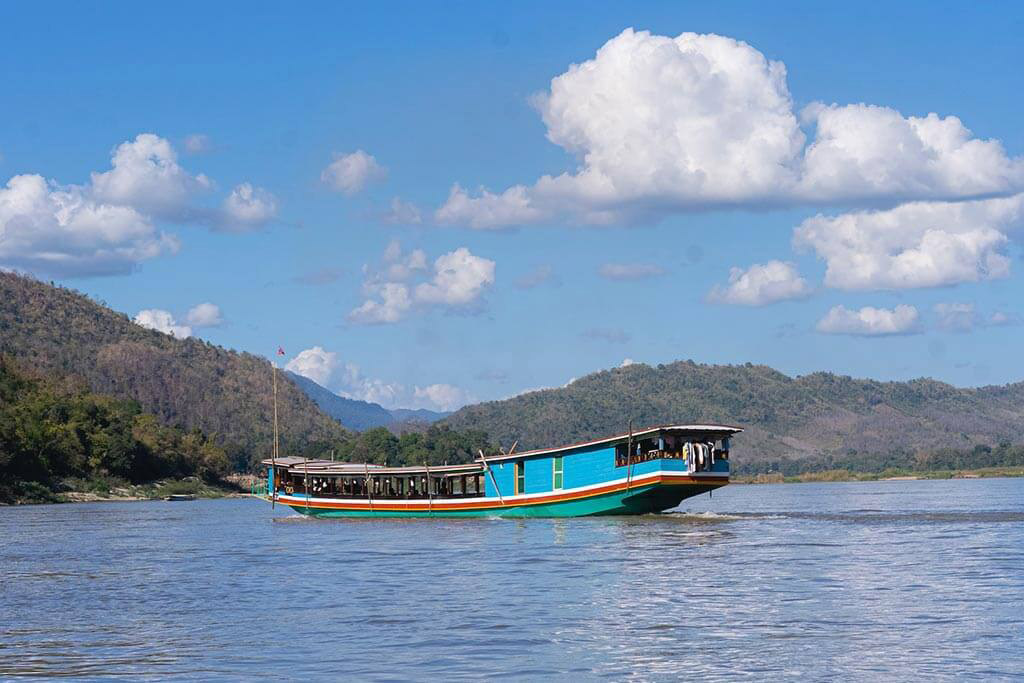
442,361,1024,465
0,272,349,468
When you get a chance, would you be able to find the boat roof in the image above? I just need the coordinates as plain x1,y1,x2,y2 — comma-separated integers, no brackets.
478,423,743,464
260,458,483,477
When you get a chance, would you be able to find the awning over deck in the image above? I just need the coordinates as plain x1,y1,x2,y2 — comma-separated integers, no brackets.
478,423,743,464
260,458,484,477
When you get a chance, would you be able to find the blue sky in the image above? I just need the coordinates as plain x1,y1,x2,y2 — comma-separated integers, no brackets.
2,2,1023,410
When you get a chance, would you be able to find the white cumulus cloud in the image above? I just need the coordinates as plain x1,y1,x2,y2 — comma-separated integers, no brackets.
133,309,192,339
285,346,340,387
798,104,1022,203
185,302,223,328
794,193,1022,290
91,133,212,218
1,133,284,277
321,150,387,196
435,29,1023,229
0,174,179,277
708,260,811,305
816,304,920,336
348,282,414,325
349,242,495,324
414,248,496,306
220,182,278,230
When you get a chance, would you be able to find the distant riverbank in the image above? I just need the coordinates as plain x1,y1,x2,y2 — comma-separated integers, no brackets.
1,476,243,505
732,465,1024,485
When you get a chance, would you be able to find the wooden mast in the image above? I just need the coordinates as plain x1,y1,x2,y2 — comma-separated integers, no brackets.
424,461,433,514
303,456,309,513
271,360,278,508
364,462,374,513
626,419,634,491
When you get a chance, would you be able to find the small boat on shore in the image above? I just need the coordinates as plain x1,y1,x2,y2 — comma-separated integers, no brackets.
261,424,740,518
165,494,196,501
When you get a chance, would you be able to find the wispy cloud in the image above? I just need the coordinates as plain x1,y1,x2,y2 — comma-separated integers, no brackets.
515,264,561,289
321,150,387,196
816,305,921,336
708,260,811,306
292,266,345,286
581,327,631,344
598,262,665,281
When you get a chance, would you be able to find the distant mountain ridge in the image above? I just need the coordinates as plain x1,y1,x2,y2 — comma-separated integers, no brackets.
0,272,349,468
286,371,450,431
441,360,1024,465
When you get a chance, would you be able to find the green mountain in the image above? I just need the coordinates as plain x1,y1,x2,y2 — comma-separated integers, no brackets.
441,360,1024,466
0,272,349,468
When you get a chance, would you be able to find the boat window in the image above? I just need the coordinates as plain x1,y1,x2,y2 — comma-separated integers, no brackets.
515,462,525,495
553,456,564,490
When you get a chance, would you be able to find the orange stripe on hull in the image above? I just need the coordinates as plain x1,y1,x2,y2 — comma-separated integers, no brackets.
275,473,727,512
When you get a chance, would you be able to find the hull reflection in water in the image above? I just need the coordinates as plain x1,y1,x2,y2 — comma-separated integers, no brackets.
262,424,739,518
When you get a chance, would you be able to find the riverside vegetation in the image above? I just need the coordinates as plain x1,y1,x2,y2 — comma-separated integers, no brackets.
0,356,232,503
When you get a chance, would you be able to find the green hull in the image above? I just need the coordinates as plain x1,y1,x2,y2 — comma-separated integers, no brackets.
281,482,722,518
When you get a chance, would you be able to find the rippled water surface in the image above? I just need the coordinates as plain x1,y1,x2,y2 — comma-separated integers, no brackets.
2,478,1022,680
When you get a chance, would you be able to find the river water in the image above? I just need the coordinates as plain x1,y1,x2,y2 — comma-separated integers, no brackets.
1,478,1022,681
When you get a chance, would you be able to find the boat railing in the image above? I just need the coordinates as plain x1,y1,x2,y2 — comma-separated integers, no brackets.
614,445,729,472
281,472,488,501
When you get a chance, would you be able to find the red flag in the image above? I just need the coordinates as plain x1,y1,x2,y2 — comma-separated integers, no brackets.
277,346,285,356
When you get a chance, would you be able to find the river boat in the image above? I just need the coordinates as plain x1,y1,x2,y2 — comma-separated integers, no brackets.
261,424,740,518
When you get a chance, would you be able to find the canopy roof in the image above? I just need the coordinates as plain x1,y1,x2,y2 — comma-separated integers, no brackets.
478,423,743,464
261,458,483,477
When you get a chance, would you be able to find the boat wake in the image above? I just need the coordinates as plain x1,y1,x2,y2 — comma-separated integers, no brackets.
661,510,747,521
